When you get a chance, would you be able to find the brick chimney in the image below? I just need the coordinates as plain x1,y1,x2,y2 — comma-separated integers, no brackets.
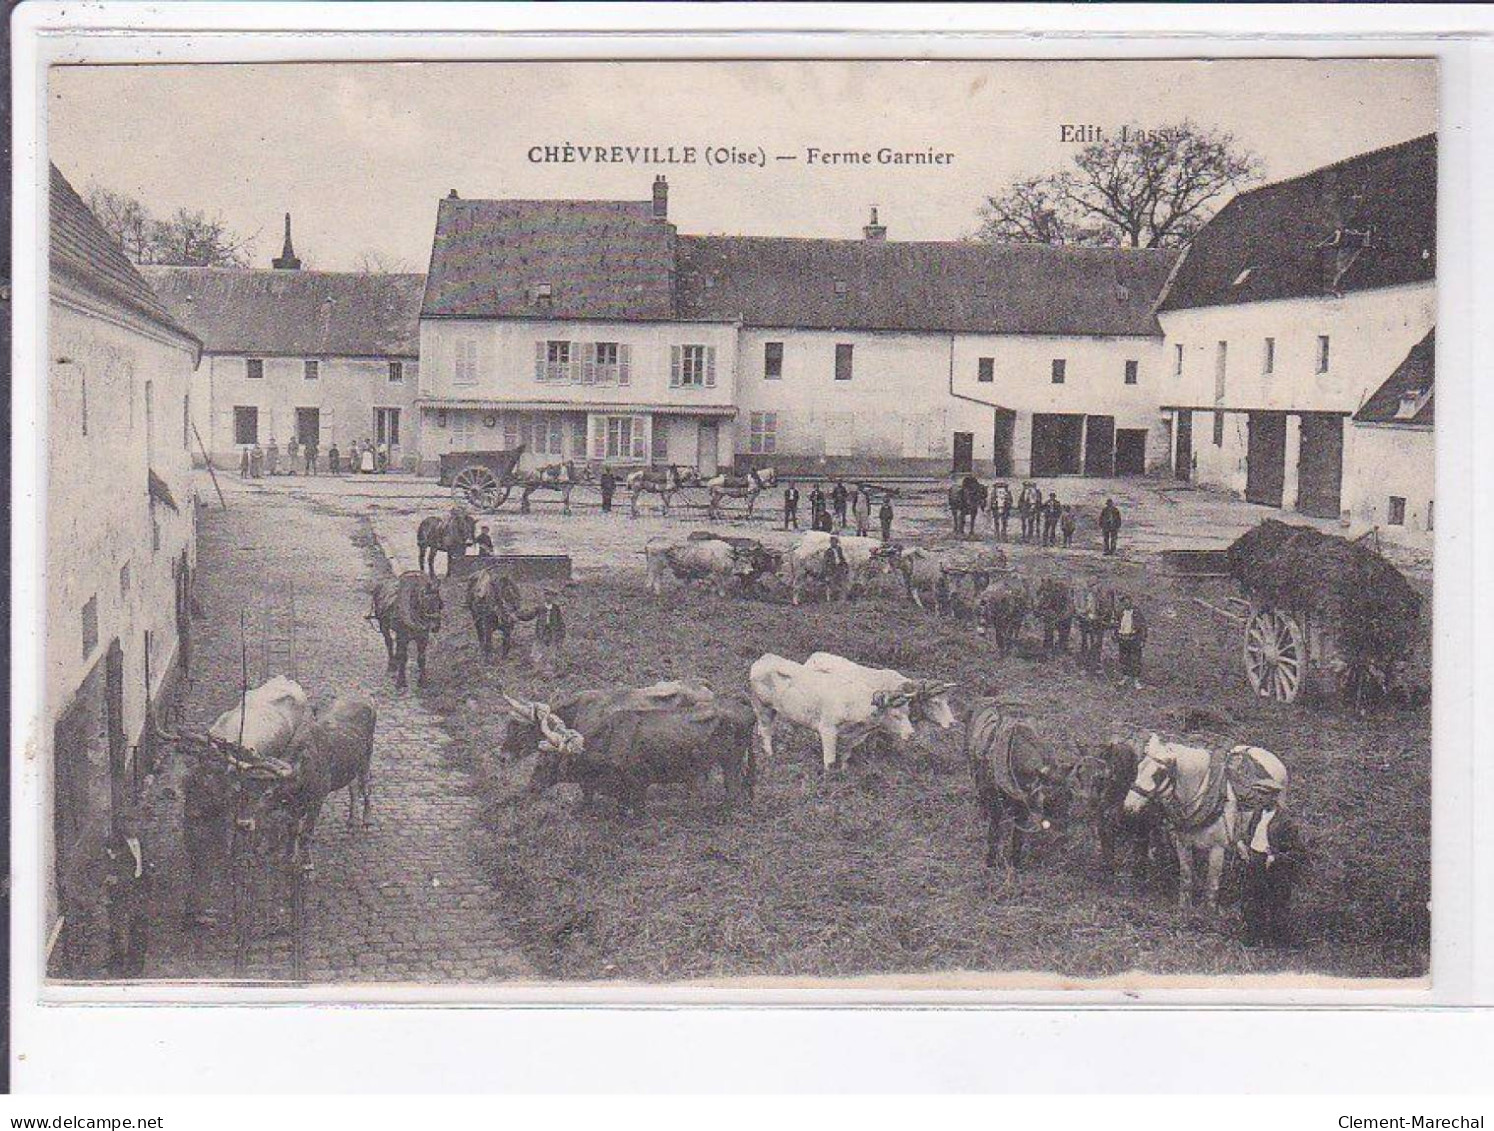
272,213,301,270
863,205,887,242
652,175,669,220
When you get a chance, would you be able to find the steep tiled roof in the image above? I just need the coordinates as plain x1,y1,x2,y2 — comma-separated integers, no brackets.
1159,133,1436,312
1355,328,1434,426
677,238,1176,336
421,197,676,320
143,267,424,357
49,163,198,345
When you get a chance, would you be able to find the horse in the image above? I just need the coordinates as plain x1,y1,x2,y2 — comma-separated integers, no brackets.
966,701,1081,870
416,506,476,577
704,466,778,520
1123,734,1289,910
465,566,535,658
1075,583,1118,670
948,475,986,537
1072,739,1169,883
370,571,443,688
627,464,694,517
517,459,591,515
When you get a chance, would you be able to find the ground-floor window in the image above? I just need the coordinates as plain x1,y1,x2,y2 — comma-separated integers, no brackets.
1388,496,1406,526
529,415,565,457
452,413,478,451
233,405,259,445
651,422,670,463
749,411,778,454
594,415,648,461
374,407,401,449
1212,411,1224,447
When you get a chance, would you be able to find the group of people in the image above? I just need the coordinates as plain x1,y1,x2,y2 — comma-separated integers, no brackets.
782,480,896,542
238,437,390,479
978,481,1125,555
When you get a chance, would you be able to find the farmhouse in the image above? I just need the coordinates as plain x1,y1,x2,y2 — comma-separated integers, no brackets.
1155,133,1436,521
1345,327,1434,549
47,164,202,976
415,179,1177,478
145,217,425,470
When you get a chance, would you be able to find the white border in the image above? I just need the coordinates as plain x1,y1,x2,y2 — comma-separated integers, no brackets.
11,2,1494,1092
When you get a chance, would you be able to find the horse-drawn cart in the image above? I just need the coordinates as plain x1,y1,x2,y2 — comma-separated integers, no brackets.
1167,520,1421,705
439,446,526,511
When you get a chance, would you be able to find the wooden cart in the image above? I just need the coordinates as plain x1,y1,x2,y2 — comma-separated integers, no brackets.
438,446,526,511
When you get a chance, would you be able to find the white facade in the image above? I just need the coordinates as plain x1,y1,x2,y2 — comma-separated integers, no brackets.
1344,423,1434,549
1157,282,1435,511
417,317,738,473
197,352,421,470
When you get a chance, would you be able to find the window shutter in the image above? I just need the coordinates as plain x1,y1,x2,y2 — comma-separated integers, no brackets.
705,346,716,387
670,346,682,388
583,342,597,385
535,341,545,382
632,416,648,460
591,417,606,460
619,345,631,386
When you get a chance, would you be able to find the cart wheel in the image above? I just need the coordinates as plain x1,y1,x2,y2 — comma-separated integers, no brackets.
488,484,512,510
451,466,500,508
1243,608,1307,703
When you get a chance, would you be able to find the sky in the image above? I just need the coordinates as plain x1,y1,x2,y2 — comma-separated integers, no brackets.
48,59,1437,271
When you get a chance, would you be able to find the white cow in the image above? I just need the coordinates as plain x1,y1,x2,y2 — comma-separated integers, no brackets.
804,652,958,732
785,531,898,605
208,675,311,757
748,653,917,772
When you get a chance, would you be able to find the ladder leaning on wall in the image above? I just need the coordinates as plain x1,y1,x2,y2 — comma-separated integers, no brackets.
261,577,297,684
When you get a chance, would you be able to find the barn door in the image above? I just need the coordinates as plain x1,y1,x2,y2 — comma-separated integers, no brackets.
1115,429,1148,476
1246,412,1287,507
991,410,1015,477
1296,413,1345,519
1031,414,1083,476
1083,415,1115,476
952,432,974,474
1174,411,1193,481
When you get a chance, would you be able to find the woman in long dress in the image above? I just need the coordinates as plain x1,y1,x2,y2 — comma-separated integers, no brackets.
360,443,376,474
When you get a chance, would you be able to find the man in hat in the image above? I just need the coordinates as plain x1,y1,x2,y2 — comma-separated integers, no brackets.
475,525,495,557
879,497,895,543
831,480,849,529
782,484,800,530
822,535,851,602
599,467,617,513
1099,497,1122,556
1239,788,1308,947
1113,593,1148,688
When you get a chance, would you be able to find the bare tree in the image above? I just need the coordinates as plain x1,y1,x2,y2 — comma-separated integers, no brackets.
975,122,1261,249
354,249,415,274
85,182,256,266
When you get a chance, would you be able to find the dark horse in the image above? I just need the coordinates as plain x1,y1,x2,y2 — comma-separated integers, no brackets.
465,566,543,658
370,571,443,688
948,475,986,537
417,506,476,577
966,700,1080,870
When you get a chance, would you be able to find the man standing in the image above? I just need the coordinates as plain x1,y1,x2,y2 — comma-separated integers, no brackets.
286,435,300,475
327,442,341,475
600,467,617,513
809,483,827,529
1239,787,1307,948
783,484,800,530
1099,498,1122,556
239,446,251,479
831,480,849,529
851,486,870,537
250,442,264,479
305,438,318,476
475,525,495,557
1060,506,1076,547
1043,492,1062,546
993,483,1011,540
265,436,279,477
1113,594,1147,688
879,497,894,543
822,535,850,602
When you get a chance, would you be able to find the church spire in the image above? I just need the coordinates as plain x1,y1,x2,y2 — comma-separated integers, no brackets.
272,213,301,270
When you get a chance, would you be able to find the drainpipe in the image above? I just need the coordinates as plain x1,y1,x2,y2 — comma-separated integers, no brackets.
946,333,1013,472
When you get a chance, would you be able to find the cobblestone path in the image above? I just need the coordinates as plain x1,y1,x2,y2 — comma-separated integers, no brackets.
142,478,535,982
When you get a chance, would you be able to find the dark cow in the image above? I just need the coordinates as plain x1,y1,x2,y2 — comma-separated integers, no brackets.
1034,577,1075,654
966,700,1080,869
370,571,442,688
976,577,1029,656
1073,739,1167,881
501,684,755,816
417,506,476,577
465,566,530,658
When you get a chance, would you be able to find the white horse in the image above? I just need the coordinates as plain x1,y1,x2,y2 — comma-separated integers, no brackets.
704,467,777,520
1123,734,1288,910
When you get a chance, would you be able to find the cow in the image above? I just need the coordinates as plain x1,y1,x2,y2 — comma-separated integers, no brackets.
976,576,1030,656
785,531,899,605
207,675,311,754
803,653,957,733
644,534,782,598
748,653,917,772
416,506,476,577
465,566,529,658
895,547,955,615
500,684,755,816
1072,739,1168,882
370,571,442,688
965,700,1080,870
1034,577,1075,654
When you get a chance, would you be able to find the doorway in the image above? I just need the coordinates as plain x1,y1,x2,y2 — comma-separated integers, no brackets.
697,421,719,476
952,432,974,475
1174,411,1193,481
1083,415,1116,476
1115,429,1148,476
295,407,321,448
1246,411,1287,507
374,408,401,450
1296,413,1344,518
1030,413,1084,476
991,410,1015,477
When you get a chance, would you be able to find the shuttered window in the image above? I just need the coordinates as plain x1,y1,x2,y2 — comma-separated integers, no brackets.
672,345,714,388
978,357,994,383
749,411,777,454
1051,359,1066,384
764,342,784,379
571,417,588,457
1124,360,1139,385
598,416,648,460
454,339,479,386
835,344,854,381
651,421,669,462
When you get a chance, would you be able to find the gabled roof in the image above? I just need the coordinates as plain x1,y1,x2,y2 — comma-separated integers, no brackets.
421,197,677,320
1159,133,1436,312
143,267,424,357
1355,328,1434,426
49,164,199,347
677,238,1177,337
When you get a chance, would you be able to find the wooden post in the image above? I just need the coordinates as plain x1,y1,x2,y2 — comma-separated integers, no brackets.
192,422,228,510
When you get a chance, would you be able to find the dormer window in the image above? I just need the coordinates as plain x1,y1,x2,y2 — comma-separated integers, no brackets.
1394,388,1431,421
532,282,554,307
833,279,848,297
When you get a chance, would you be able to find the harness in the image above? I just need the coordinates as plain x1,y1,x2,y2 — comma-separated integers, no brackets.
1129,749,1229,832
972,707,1051,832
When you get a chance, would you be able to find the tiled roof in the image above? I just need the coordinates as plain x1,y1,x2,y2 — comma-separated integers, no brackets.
49,163,198,346
143,267,424,357
1355,328,1434,426
677,238,1177,336
421,197,677,320
1159,133,1436,312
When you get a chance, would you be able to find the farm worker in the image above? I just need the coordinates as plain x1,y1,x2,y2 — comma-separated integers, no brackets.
852,486,871,537
1099,498,1122,556
879,498,894,543
239,446,250,479
265,437,279,476
360,442,376,474
831,480,849,528
287,436,300,475
813,508,834,534
782,484,800,530
249,443,264,478
1238,787,1308,948
1060,507,1076,547
103,820,148,978
809,483,827,528
305,439,318,475
327,442,341,474
1043,492,1062,546
475,525,495,557
822,535,850,602
600,468,617,513
1113,594,1148,689
992,483,1011,540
